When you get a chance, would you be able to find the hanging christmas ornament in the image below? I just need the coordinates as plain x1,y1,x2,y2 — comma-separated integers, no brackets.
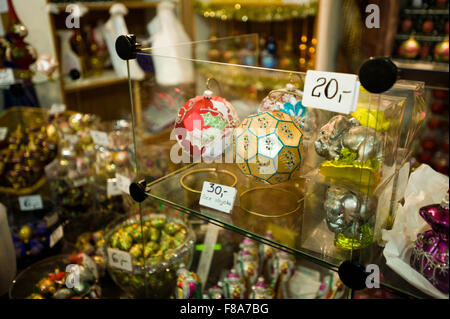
261,36,278,68
174,78,239,160
422,19,435,34
401,17,414,33
410,191,449,294
234,110,304,184
258,79,306,129
398,36,420,59
36,55,58,78
5,0,37,78
434,38,449,62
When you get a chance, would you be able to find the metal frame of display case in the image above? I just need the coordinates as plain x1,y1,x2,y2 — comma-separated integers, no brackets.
116,33,429,299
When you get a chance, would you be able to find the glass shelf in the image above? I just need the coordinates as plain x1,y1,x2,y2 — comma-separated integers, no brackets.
142,163,430,299
124,34,429,299
144,162,343,272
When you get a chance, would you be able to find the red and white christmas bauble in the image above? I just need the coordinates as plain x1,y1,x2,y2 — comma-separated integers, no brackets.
174,90,239,160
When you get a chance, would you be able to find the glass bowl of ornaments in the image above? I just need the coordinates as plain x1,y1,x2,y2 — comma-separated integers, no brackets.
92,119,136,214
9,254,101,299
0,107,59,195
9,198,64,269
104,211,195,298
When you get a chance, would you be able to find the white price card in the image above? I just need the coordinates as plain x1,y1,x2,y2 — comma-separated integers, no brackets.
19,195,43,211
90,130,110,147
82,253,99,280
73,177,88,188
49,225,64,248
0,127,7,140
302,70,360,114
49,103,66,114
107,178,121,197
64,134,79,145
115,173,131,195
107,248,132,272
0,68,15,86
199,181,237,214
44,212,59,228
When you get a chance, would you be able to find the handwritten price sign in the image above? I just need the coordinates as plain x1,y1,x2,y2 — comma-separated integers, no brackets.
302,70,360,114
19,195,43,211
199,182,237,214
107,248,132,272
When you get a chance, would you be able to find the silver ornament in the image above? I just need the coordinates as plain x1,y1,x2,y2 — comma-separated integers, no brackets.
314,115,382,162
324,186,376,237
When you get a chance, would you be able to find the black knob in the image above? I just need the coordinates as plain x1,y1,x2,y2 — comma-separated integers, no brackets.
358,57,398,94
337,260,369,291
115,34,141,61
69,69,81,80
129,180,148,203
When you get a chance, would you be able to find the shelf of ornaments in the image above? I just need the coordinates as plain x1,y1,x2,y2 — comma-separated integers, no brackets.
403,8,449,15
196,63,311,93
51,1,165,11
133,161,433,299
395,34,448,42
62,69,128,92
392,58,449,72
194,0,317,22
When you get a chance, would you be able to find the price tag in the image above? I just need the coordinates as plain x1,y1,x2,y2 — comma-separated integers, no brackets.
90,130,110,147
107,178,121,197
302,70,360,114
49,103,66,114
49,225,64,248
199,181,237,214
45,159,59,177
64,134,79,145
0,68,15,85
0,127,7,140
107,248,132,272
44,212,59,228
115,173,131,195
82,253,99,280
73,177,88,188
19,195,43,211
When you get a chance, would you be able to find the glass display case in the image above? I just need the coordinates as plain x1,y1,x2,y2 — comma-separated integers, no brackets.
2,33,432,300
110,34,430,299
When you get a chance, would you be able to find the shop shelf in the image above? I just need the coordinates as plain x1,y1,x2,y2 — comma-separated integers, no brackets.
63,70,128,92
139,162,430,299
393,59,449,73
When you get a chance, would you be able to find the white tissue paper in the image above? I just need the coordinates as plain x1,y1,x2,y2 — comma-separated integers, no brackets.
382,164,449,299
103,4,145,80
148,1,194,86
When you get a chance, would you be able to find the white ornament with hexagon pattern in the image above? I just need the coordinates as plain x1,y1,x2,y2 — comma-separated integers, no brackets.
234,110,304,184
